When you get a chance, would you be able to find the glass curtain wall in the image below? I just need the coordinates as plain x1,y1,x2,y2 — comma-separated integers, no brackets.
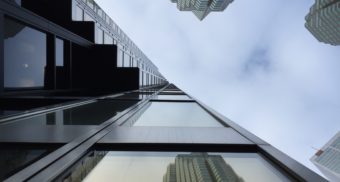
4,18,47,89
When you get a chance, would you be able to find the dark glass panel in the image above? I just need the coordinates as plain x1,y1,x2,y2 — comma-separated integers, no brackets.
0,147,54,181
55,38,64,66
4,18,46,88
1,100,137,126
60,152,292,182
129,102,224,127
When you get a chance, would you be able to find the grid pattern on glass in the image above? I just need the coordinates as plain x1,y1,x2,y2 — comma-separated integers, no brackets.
154,94,191,100
65,152,292,182
131,102,223,127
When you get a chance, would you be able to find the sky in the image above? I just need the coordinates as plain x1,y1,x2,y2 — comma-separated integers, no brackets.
95,0,340,176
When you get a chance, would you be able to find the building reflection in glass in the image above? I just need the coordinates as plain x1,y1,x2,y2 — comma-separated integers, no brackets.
163,153,244,182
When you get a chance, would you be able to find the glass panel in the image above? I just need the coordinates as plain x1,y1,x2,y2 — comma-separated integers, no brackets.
4,18,46,88
84,12,95,22
0,147,55,181
55,38,64,66
123,53,130,67
160,91,185,94
117,49,123,67
0,100,137,126
155,95,191,100
104,33,113,45
72,5,83,21
95,26,103,44
60,152,292,182
129,102,223,127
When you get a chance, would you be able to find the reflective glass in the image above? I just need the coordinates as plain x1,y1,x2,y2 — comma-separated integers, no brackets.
1,100,137,126
117,49,123,67
60,152,292,182
154,95,191,100
123,53,130,67
72,5,83,21
4,18,47,88
0,148,54,180
95,27,103,44
129,102,223,127
84,13,94,22
55,38,64,66
104,33,113,45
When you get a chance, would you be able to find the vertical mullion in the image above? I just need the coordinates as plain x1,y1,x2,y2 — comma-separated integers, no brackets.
0,12,4,93
46,34,56,89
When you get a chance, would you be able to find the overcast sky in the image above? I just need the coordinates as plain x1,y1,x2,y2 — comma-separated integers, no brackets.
96,0,340,176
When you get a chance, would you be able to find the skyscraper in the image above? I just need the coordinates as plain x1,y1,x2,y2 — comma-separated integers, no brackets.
170,0,234,20
311,131,340,182
305,0,340,45
0,0,328,181
163,153,244,182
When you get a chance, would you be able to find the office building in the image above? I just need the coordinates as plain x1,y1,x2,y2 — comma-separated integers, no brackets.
305,0,340,45
311,131,340,182
163,153,244,182
0,0,327,181
170,0,233,20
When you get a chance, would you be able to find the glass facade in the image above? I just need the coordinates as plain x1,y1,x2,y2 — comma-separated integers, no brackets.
154,94,191,100
0,100,137,126
62,151,292,182
71,0,167,86
55,38,64,66
129,102,224,127
0,148,54,181
4,18,47,88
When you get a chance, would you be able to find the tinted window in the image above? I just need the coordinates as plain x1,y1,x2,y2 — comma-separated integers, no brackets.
127,102,224,127
55,38,64,66
4,18,46,88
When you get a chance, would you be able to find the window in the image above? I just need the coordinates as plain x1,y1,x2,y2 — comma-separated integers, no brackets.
117,49,123,67
72,5,84,21
104,33,113,45
123,53,130,67
125,102,224,127
4,18,47,88
84,12,94,22
95,26,103,44
62,151,292,182
55,38,64,66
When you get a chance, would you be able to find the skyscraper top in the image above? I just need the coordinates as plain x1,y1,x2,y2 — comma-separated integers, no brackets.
170,0,234,20
305,0,340,45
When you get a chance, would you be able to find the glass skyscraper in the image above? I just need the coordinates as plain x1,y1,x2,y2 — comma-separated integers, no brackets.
0,0,328,181
305,0,340,45
311,131,340,182
170,0,234,20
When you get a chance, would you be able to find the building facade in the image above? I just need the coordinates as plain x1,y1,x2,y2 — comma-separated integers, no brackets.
170,0,233,20
0,0,328,181
311,131,340,182
305,0,340,45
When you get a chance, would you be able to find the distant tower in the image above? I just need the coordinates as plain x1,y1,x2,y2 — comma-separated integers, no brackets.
310,131,340,182
163,153,244,182
305,0,340,45
170,0,234,20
